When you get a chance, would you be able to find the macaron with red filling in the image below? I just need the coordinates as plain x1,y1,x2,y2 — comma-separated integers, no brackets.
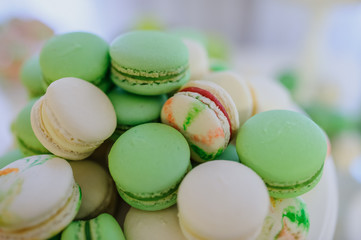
161,80,239,162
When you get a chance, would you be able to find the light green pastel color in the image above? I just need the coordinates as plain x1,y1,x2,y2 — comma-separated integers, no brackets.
61,213,125,240
110,30,190,95
11,99,49,156
0,149,24,169
236,110,327,198
108,87,167,127
215,144,239,162
20,55,46,98
40,32,109,86
108,123,190,211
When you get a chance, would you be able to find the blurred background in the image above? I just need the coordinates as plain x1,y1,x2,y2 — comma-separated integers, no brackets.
1,0,361,239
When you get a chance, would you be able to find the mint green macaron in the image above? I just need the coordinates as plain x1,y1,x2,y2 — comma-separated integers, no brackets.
108,87,167,139
20,55,46,98
110,30,190,95
11,99,49,156
61,213,125,240
108,123,191,211
236,110,327,198
0,149,24,169
40,32,110,87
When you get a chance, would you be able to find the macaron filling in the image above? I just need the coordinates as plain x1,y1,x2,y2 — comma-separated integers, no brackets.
110,64,189,85
265,165,324,196
180,87,232,139
31,97,102,160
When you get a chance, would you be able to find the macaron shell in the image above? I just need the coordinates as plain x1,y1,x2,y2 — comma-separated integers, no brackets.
40,32,109,85
203,71,253,126
161,93,229,162
236,110,327,198
182,38,209,81
69,160,117,220
0,155,74,230
177,160,269,240
108,123,190,210
44,77,116,142
110,31,188,73
124,206,186,240
0,149,24,169
247,79,297,114
180,80,239,135
256,197,310,240
61,213,125,240
11,99,49,156
20,55,45,98
108,87,167,127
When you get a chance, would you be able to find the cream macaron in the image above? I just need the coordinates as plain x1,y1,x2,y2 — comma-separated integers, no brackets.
177,160,269,240
31,77,117,160
124,206,186,240
69,160,118,220
203,71,254,126
0,155,81,239
182,38,209,81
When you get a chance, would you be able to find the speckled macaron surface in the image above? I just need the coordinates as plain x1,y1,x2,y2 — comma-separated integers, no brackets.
236,110,327,198
110,30,190,95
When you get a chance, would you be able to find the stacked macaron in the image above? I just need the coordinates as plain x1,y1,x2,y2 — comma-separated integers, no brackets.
1,29,329,240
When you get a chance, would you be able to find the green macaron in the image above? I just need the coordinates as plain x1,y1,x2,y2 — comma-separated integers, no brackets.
108,123,191,211
109,30,190,95
108,87,167,139
236,110,327,198
0,149,24,169
11,99,49,156
20,55,46,98
61,213,125,240
40,32,110,87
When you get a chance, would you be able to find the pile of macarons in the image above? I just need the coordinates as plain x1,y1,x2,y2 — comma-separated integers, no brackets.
0,29,328,240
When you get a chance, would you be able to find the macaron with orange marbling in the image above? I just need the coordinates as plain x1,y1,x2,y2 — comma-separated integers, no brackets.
161,80,239,162
0,155,81,239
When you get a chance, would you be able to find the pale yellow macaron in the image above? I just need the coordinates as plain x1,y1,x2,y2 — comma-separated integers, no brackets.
203,71,253,126
31,77,116,160
124,206,186,240
182,38,209,81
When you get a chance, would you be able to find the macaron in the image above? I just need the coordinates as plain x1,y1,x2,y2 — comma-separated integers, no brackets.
0,155,81,239
0,149,24,169
107,87,167,139
236,110,327,198
177,160,269,240
31,77,116,160
161,80,239,162
182,38,209,81
69,160,118,220
215,144,240,162
61,213,125,240
11,99,50,156
256,197,310,240
40,32,110,88
20,55,46,98
203,71,254,126
109,30,190,95
108,123,191,211
124,206,186,240
247,78,299,114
